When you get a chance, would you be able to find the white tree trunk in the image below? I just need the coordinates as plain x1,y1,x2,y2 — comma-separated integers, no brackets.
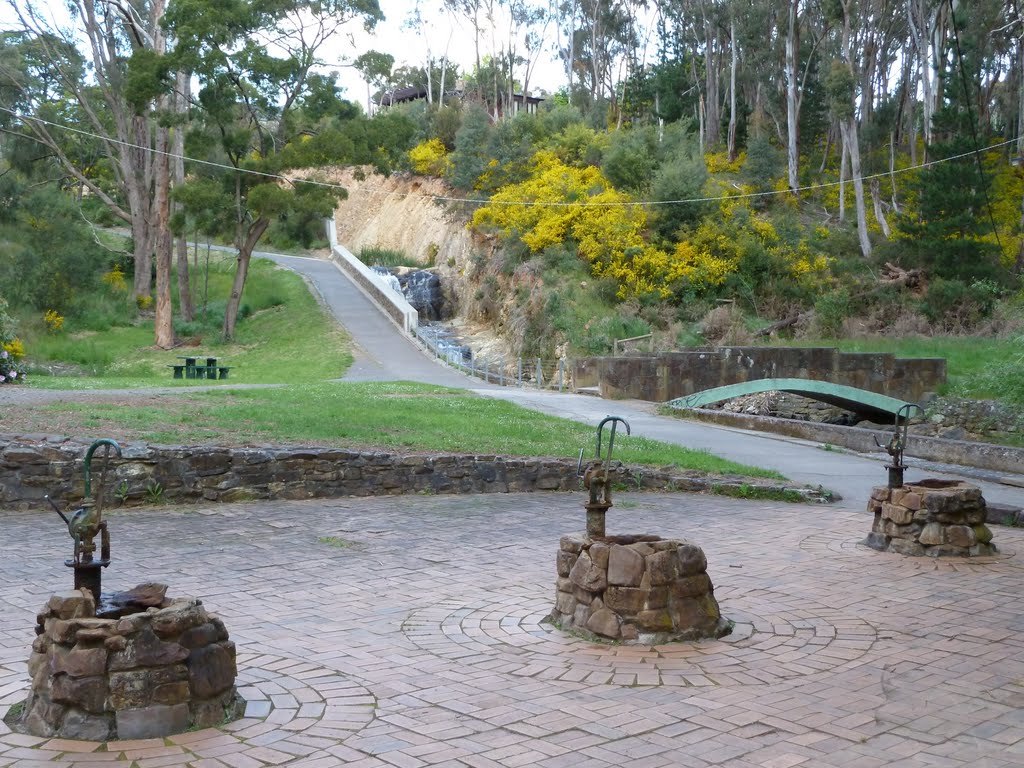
841,118,872,257
728,14,737,162
174,71,193,323
785,0,800,192
870,179,891,239
839,130,848,223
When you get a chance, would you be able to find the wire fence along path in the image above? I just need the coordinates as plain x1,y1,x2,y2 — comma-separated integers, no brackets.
413,326,580,392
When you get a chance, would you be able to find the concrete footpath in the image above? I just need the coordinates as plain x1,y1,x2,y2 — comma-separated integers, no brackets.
261,252,1023,510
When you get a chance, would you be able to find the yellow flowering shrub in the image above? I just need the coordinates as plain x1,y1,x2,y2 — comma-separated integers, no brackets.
102,266,128,293
671,241,738,287
43,310,64,333
2,338,25,358
408,139,451,177
750,217,779,243
474,151,678,298
705,151,745,174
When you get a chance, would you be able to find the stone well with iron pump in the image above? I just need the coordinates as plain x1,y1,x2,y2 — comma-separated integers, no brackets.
548,417,732,644
864,404,997,557
8,439,242,741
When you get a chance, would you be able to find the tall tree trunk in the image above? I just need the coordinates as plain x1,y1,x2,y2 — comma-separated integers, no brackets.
701,2,720,147
841,117,872,256
566,0,577,105
1018,40,1024,159
839,0,871,257
908,0,932,150
1017,187,1024,276
698,93,706,154
785,0,800,192
223,219,270,341
173,71,193,323
153,121,174,348
889,132,900,213
727,14,737,162
839,130,848,222
819,124,833,174
870,179,891,238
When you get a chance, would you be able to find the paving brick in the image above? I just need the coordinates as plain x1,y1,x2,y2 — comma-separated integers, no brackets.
0,493,1020,766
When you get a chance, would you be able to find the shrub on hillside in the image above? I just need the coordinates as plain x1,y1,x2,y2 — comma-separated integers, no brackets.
920,278,999,332
0,181,107,315
699,304,752,345
812,288,852,338
409,139,451,176
450,105,492,190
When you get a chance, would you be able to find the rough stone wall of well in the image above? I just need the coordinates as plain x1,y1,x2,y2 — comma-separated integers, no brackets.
550,534,729,644
865,482,995,557
24,590,237,740
0,435,811,510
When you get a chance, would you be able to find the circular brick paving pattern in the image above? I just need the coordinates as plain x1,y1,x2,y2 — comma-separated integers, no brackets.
232,652,377,733
402,584,877,687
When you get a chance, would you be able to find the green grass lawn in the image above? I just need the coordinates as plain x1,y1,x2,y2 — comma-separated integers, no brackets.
23,255,352,388
41,381,781,478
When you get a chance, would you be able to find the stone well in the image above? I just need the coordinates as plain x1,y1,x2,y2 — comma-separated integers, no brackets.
864,479,996,557
549,533,731,644
11,584,242,741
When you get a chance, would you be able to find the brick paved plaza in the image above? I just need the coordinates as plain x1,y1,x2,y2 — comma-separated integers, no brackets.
0,491,1021,767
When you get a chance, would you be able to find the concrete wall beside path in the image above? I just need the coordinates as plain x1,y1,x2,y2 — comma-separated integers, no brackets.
574,346,947,405
324,219,418,333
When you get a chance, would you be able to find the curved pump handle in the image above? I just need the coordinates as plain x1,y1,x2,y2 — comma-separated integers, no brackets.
83,439,122,499
596,416,631,463
875,403,924,460
894,402,924,452
896,402,924,425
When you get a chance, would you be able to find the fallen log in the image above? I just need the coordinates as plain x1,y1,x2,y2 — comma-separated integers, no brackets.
880,262,924,289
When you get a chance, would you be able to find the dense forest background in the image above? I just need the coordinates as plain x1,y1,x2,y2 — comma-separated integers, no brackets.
0,0,1021,372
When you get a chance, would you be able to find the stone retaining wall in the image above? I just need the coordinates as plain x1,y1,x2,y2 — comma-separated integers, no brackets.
0,435,823,510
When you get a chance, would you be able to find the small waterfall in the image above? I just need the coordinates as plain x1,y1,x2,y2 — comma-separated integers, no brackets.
371,267,403,298
371,265,446,321
397,270,444,321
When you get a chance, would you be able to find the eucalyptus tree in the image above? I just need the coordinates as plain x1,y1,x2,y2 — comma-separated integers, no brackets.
0,0,178,346
165,0,381,340
557,0,639,118
825,0,871,256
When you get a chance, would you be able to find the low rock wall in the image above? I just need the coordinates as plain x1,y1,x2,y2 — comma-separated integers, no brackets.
681,409,1024,477
0,435,825,510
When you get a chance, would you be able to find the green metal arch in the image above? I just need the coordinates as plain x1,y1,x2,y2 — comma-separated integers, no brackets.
665,378,913,422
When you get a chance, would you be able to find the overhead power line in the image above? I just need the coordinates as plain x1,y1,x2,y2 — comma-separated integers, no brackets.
0,104,1021,210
